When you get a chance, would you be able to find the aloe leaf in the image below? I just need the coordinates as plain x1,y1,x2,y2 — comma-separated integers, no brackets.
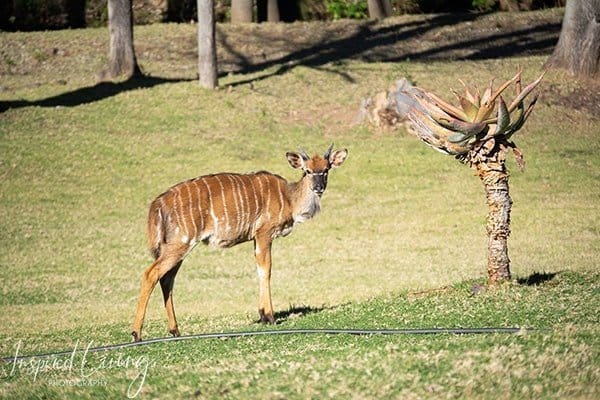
508,72,544,113
495,96,510,135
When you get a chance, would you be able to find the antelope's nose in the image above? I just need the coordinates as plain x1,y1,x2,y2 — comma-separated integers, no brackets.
313,181,325,196
312,172,327,196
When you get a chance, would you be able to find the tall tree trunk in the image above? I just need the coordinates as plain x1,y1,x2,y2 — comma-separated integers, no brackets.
197,0,218,89
367,0,393,20
267,0,280,22
545,0,600,78
472,143,512,284
101,0,141,80
257,0,280,22
231,0,253,23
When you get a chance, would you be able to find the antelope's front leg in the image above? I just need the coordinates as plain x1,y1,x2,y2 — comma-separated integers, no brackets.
254,237,275,324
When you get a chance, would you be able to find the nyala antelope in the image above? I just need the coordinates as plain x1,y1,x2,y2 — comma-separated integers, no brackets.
131,145,348,341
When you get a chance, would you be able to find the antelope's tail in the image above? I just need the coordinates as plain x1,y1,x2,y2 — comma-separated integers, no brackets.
147,198,166,260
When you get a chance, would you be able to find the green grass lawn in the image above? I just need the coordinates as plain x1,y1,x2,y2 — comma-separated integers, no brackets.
1,15,599,399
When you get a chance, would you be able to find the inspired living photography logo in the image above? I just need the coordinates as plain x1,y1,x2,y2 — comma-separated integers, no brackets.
1,340,155,398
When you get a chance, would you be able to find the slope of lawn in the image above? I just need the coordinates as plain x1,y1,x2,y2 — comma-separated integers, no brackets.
1,10,598,398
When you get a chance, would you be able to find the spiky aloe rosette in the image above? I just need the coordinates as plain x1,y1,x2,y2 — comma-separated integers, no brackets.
377,69,544,283
393,68,544,168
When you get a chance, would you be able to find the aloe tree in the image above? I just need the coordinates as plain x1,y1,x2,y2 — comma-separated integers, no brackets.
372,69,543,283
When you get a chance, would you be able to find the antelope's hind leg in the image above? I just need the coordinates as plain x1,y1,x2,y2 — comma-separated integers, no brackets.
160,261,183,337
131,243,188,342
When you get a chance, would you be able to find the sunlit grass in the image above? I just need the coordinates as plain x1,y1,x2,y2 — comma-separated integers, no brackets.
0,15,598,399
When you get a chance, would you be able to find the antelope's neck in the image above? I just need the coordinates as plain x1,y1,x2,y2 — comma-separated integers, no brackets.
287,177,321,224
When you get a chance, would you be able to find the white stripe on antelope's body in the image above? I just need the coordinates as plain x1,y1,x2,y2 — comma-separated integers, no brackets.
131,145,348,342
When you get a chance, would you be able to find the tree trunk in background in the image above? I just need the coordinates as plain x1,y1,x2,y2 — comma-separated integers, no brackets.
545,0,600,78
257,0,281,22
267,0,280,22
101,0,141,80
472,144,513,284
197,0,218,89
367,0,393,20
231,0,253,23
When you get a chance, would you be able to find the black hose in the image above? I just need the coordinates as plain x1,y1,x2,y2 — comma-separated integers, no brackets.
1,327,529,362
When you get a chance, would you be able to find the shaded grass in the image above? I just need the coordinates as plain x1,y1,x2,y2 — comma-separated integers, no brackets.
0,16,599,399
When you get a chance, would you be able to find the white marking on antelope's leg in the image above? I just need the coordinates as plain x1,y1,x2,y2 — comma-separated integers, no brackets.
254,241,261,256
181,235,189,244
256,264,266,280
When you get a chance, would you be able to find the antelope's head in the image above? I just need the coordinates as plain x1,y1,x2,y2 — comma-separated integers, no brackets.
286,144,348,197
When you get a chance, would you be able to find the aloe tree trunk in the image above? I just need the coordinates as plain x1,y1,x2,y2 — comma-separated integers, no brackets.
472,146,512,283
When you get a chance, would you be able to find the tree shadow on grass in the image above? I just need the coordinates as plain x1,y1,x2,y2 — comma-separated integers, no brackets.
1,13,561,111
225,12,560,87
517,271,559,286
0,74,194,113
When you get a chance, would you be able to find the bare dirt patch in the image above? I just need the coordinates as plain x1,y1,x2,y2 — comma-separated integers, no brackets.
542,82,600,118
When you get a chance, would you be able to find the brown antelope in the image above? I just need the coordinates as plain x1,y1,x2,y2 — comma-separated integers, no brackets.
131,145,348,341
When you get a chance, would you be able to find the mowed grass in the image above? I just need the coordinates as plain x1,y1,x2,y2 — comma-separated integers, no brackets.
0,17,599,399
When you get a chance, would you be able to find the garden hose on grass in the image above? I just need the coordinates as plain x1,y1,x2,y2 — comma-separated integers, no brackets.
1,327,530,362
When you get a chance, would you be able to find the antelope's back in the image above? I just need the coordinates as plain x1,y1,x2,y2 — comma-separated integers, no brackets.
152,171,293,248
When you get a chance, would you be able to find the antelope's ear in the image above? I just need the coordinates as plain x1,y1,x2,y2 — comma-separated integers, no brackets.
286,152,305,169
329,149,348,168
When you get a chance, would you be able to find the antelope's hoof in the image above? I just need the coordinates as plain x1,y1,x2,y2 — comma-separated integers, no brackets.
259,312,276,325
131,331,142,343
169,328,181,337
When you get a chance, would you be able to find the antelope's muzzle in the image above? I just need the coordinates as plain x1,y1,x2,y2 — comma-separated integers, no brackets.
312,172,328,196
